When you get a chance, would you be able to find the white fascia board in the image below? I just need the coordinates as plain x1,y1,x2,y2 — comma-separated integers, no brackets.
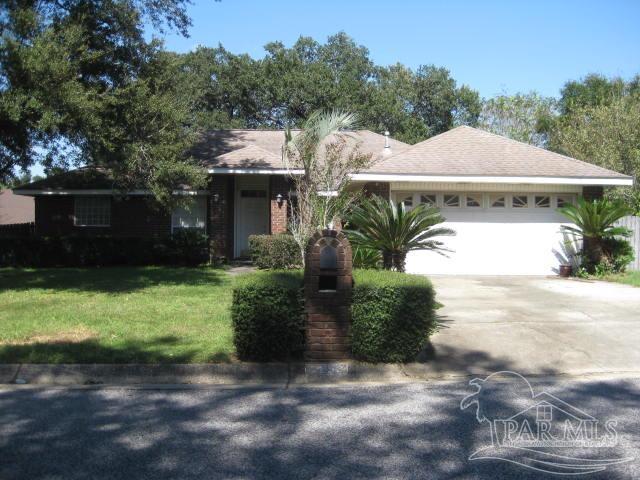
14,189,208,196
350,173,634,186
208,168,304,175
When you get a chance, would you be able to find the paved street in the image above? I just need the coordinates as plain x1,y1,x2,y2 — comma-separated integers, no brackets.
2,377,639,479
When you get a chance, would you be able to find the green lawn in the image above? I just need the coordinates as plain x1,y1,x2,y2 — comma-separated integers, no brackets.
601,271,640,287
0,267,235,363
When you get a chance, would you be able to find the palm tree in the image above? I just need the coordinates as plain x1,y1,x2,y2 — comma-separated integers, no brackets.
558,197,632,269
345,195,455,272
283,109,372,265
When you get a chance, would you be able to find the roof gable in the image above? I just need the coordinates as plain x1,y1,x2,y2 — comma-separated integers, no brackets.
370,126,630,179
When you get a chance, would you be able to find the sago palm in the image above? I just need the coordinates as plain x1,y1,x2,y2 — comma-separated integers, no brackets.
558,197,632,267
346,195,455,272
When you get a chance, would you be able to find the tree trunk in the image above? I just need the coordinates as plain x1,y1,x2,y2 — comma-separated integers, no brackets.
583,236,604,271
392,252,406,272
382,251,393,270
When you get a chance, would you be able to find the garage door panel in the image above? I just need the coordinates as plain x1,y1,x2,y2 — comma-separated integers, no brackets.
406,217,572,276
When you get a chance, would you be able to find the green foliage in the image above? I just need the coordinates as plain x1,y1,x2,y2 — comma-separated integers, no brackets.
284,109,372,265
346,195,455,272
558,198,632,271
176,33,480,144
558,73,639,115
601,238,635,274
231,270,304,361
558,198,632,239
352,246,382,269
478,92,557,147
550,95,640,214
0,267,234,363
350,269,437,363
0,233,209,267
248,234,302,270
0,0,204,205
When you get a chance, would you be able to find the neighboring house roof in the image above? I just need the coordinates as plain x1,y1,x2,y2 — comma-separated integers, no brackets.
192,129,410,170
370,126,630,180
0,189,34,224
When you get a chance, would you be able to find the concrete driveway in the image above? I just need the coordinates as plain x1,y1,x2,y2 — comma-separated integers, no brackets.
426,276,640,378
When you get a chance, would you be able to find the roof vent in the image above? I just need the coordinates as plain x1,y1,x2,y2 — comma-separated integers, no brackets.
383,130,392,156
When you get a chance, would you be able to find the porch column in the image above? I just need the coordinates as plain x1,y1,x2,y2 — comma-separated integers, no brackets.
208,175,234,261
269,176,289,234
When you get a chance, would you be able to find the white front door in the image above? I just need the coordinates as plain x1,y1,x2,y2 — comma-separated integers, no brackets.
235,176,269,257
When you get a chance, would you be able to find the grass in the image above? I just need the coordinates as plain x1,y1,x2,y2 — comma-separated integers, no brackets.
0,267,235,363
600,271,640,287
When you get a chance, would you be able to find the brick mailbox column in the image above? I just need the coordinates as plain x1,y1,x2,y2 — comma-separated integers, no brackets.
304,229,353,361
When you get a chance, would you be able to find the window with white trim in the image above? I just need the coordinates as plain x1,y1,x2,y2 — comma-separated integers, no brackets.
489,194,506,208
420,194,437,207
534,195,551,208
466,194,483,208
443,194,460,208
171,197,207,233
74,196,111,227
512,195,529,208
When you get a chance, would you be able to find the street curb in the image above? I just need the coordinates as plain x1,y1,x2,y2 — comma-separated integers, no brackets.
3,364,290,386
1,362,425,386
4,363,640,386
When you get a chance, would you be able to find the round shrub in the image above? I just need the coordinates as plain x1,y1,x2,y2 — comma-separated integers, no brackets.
602,237,635,273
248,234,302,269
351,269,437,362
231,270,304,361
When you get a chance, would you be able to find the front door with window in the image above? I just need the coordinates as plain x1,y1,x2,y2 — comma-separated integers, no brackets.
234,176,269,257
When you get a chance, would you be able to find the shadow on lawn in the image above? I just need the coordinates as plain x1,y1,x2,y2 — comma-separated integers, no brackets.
0,266,228,294
0,336,232,364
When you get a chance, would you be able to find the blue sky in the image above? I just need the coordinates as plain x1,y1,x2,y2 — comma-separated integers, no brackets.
159,0,640,99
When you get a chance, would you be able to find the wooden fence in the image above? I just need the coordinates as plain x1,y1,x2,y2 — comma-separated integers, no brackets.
616,216,640,271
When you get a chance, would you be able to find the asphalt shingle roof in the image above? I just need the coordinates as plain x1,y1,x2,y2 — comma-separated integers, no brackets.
192,129,410,169
370,126,629,179
14,126,631,193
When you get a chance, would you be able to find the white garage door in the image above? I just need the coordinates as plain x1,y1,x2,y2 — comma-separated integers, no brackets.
395,192,577,276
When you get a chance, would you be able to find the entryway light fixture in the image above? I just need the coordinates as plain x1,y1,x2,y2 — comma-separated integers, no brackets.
276,193,284,205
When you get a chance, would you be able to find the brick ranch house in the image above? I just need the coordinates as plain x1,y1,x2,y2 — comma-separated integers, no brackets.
13,126,633,275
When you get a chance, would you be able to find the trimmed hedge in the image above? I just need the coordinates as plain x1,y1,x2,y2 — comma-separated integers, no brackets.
350,270,437,362
248,234,302,270
0,230,208,267
231,270,305,361
230,268,437,363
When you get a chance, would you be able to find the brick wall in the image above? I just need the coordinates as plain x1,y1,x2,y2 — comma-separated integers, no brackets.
362,182,390,199
208,175,234,259
582,186,604,201
304,229,353,361
34,196,170,237
269,175,290,234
